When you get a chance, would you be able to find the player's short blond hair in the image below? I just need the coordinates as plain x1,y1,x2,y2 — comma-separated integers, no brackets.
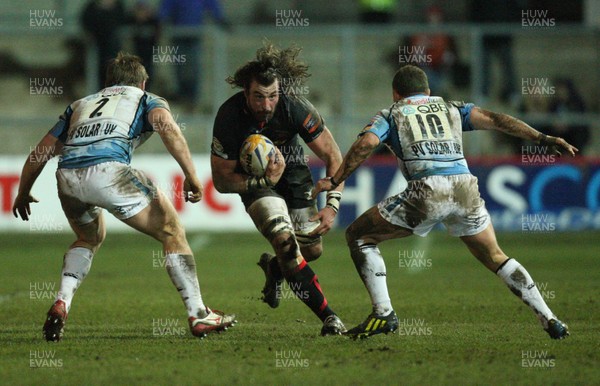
105,52,148,87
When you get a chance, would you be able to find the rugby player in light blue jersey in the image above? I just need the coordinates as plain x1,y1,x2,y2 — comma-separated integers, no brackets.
12,52,235,341
313,65,577,340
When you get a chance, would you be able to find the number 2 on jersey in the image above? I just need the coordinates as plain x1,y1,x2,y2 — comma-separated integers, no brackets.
80,95,121,120
89,98,109,118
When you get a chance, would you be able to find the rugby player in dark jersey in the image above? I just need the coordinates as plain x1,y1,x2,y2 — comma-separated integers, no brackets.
211,44,346,335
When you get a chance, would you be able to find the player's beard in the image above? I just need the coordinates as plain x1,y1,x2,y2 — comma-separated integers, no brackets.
255,110,273,123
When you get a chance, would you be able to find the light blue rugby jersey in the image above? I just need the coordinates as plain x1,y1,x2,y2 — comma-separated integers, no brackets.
362,94,476,180
49,85,169,169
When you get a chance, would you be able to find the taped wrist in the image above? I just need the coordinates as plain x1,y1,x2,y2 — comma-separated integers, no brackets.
246,176,274,191
326,191,342,213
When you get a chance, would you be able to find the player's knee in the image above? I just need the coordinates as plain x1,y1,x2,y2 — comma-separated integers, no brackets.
76,220,106,252
272,232,303,271
159,217,186,245
301,242,322,262
345,223,362,246
271,232,297,257
272,232,304,273
490,248,509,265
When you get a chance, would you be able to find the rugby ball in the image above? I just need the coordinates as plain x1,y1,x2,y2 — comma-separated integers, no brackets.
239,134,276,176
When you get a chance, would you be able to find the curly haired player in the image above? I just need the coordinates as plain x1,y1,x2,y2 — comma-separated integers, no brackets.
211,43,346,335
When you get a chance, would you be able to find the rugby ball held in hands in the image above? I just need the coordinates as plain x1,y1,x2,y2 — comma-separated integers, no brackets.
239,134,276,176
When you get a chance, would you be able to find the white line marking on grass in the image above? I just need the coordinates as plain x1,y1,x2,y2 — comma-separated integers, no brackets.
407,234,433,274
0,291,27,304
189,235,211,252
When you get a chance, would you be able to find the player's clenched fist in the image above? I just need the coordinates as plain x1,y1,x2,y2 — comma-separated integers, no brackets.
184,176,203,203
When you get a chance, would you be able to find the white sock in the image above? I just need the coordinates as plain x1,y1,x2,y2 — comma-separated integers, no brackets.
56,247,93,312
496,258,555,325
351,242,393,316
165,254,208,319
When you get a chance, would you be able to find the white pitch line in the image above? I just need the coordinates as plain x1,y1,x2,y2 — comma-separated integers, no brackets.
0,291,27,304
189,234,211,252
407,233,433,274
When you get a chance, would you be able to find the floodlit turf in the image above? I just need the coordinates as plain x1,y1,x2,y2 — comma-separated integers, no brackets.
0,230,598,385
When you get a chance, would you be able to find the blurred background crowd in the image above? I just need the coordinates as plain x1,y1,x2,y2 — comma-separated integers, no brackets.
0,0,598,156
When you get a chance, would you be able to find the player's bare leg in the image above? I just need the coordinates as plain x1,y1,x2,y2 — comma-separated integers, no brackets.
293,206,323,262
300,242,322,262
123,189,235,337
58,213,106,311
461,223,569,339
344,206,410,338
44,205,105,341
257,205,322,308
249,197,345,335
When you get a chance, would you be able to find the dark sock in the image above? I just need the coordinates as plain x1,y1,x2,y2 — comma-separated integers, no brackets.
284,260,334,322
269,256,283,280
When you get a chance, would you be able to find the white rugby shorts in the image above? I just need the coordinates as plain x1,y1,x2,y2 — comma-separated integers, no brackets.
378,174,491,237
56,161,156,224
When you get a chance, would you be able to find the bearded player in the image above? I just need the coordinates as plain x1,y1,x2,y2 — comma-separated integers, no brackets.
211,43,346,335
314,65,575,340
13,52,235,341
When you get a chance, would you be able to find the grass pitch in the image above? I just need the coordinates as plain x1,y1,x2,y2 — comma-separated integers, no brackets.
0,230,598,385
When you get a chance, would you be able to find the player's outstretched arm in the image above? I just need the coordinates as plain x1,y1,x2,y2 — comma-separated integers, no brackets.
469,107,578,157
306,127,344,236
312,131,380,198
13,133,61,221
149,107,203,202
307,127,344,191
